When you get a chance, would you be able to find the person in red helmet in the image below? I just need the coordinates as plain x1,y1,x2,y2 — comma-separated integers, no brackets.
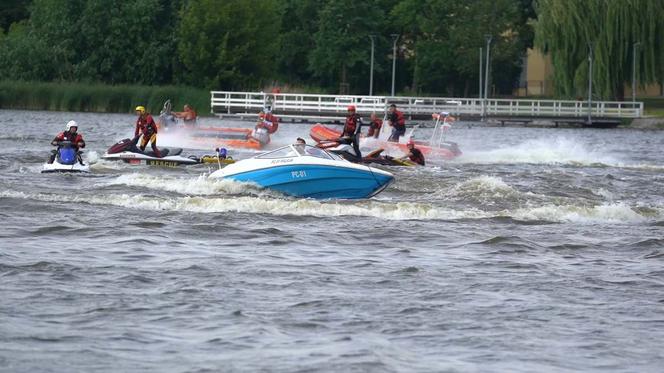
133,105,162,158
337,104,363,158
402,138,425,166
49,120,85,164
342,105,362,138
251,108,279,145
257,109,279,134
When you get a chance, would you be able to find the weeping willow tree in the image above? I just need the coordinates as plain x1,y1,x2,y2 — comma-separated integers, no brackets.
534,0,664,100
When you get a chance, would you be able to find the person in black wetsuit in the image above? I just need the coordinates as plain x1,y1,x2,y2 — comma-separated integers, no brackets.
403,138,425,166
338,105,362,160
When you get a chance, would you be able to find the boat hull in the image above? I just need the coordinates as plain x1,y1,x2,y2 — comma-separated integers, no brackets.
41,161,90,173
213,163,393,199
102,151,199,166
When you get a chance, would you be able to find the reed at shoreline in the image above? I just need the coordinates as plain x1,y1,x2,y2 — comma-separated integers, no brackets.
0,81,210,115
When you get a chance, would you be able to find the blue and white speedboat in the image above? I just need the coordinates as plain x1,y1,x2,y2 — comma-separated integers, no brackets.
209,144,394,199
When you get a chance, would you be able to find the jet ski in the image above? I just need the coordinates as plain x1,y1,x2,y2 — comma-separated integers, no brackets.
317,140,416,167
42,141,90,173
101,138,199,166
209,144,394,199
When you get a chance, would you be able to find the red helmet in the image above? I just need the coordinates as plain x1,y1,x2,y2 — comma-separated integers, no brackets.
347,105,356,112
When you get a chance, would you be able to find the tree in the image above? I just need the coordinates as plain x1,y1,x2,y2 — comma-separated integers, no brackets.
535,0,664,100
275,0,323,85
391,0,530,96
177,0,281,90
308,0,384,93
0,0,30,32
1,0,179,84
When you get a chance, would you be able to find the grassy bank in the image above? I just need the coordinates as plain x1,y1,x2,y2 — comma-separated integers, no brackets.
0,81,210,115
642,97,664,117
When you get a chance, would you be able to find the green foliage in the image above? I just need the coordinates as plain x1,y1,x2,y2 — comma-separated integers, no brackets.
0,22,60,81
535,0,664,100
0,0,30,32
0,80,210,114
7,0,178,84
14,0,661,106
176,0,281,90
275,0,323,85
308,0,384,92
392,0,529,96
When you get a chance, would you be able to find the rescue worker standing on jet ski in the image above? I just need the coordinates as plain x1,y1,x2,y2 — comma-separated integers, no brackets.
133,105,162,158
338,105,363,159
49,120,85,164
387,103,406,142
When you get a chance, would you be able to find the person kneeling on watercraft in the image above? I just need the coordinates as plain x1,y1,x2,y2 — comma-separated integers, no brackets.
387,103,406,142
133,105,162,158
216,147,228,160
250,109,279,145
402,138,425,166
49,120,85,164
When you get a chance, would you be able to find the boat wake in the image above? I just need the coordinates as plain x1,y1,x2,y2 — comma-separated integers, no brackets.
456,136,620,166
2,188,660,224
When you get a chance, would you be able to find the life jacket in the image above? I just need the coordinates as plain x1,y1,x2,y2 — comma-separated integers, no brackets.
263,113,279,134
343,113,361,137
55,131,85,149
389,110,406,131
135,114,158,137
367,118,383,137
408,147,425,166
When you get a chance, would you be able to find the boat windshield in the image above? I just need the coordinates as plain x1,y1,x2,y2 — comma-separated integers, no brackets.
255,146,300,159
255,144,343,161
296,145,335,159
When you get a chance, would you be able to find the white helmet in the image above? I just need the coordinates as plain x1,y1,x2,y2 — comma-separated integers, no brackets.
66,120,78,131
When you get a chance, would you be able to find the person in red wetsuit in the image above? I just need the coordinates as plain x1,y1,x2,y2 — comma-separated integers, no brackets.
258,109,279,134
49,120,85,164
387,103,406,142
133,105,162,157
403,138,425,166
366,112,383,138
251,109,279,145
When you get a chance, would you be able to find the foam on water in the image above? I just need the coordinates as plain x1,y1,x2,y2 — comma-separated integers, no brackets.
107,173,256,195
2,190,659,223
512,202,648,224
456,136,619,166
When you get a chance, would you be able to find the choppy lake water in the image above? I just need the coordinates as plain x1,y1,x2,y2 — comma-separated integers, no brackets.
1,109,664,372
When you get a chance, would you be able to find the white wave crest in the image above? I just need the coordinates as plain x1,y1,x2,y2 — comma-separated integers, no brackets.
106,173,254,195
457,136,619,166
2,190,659,223
512,202,647,223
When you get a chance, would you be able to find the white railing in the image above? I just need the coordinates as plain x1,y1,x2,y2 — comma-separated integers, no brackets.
210,91,643,119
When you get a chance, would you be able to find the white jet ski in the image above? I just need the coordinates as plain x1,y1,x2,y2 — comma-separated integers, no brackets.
42,141,90,173
101,138,199,166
